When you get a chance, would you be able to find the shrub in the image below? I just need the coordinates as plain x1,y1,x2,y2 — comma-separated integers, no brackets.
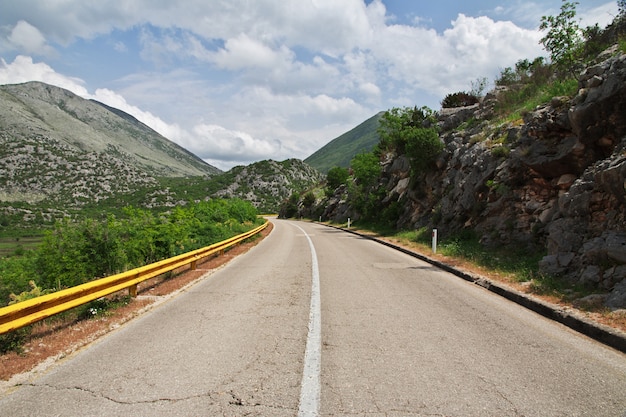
0,326,30,354
405,127,444,174
326,166,349,192
302,192,316,208
441,91,480,108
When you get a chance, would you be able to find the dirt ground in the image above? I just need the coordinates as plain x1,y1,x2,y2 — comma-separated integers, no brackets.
1,221,625,382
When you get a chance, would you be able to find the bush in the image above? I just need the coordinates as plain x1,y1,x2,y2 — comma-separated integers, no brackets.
441,91,480,108
302,192,316,208
282,193,300,218
0,326,30,354
326,166,349,193
405,127,444,174
2,199,261,297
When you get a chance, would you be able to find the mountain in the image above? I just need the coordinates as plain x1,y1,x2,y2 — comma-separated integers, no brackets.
304,112,383,174
0,81,323,227
0,81,220,206
211,159,324,213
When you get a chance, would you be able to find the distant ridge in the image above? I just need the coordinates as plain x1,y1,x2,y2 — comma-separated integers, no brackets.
304,112,383,174
0,81,220,178
0,81,221,206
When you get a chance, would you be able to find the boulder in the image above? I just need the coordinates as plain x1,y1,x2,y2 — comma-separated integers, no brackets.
606,279,626,309
437,104,480,132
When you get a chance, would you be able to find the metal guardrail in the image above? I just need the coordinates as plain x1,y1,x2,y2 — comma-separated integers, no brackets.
0,222,268,335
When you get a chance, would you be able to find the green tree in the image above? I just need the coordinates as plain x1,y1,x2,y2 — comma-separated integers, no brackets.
326,166,349,192
377,106,442,176
302,192,316,208
282,193,300,218
348,152,383,221
350,152,380,188
378,106,437,151
539,1,583,77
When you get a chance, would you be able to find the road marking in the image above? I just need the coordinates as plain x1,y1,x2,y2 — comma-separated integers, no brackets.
295,224,321,417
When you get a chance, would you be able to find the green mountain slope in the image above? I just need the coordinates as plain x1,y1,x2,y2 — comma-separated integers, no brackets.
304,112,383,173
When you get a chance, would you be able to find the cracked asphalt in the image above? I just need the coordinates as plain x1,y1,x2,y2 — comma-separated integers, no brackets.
1,219,626,416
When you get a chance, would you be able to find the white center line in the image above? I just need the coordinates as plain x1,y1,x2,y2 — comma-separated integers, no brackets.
295,224,321,417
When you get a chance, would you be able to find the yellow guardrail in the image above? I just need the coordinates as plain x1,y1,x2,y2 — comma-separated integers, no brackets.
0,222,268,335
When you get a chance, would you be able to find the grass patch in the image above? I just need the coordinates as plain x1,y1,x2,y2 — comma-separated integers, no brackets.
0,236,43,257
399,227,544,283
438,237,542,283
495,78,579,124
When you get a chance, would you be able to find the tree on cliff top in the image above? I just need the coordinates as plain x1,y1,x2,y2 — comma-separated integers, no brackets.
539,1,583,78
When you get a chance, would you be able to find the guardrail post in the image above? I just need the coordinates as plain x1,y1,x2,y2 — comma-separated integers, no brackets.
129,284,138,298
191,259,197,270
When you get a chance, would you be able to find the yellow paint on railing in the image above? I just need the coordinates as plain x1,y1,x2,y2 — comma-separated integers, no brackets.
0,222,268,335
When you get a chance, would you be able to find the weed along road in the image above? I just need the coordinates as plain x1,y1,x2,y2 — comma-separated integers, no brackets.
1,219,626,416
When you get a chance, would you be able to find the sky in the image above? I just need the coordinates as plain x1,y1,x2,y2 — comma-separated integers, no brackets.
0,1,619,171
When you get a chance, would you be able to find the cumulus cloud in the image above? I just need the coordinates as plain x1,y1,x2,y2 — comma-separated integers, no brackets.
0,55,85,93
5,21,55,56
212,34,287,70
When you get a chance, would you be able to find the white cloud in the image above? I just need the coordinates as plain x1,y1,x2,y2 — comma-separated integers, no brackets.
212,34,287,70
113,41,127,53
0,55,85,93
580,2,619,28
6,20,55,56
361,14,544,99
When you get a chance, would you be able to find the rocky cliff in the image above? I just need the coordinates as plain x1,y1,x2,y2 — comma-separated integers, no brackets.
214,159,324,213
322,47,626,308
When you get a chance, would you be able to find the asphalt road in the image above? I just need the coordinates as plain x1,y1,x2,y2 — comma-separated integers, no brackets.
1,219,625,416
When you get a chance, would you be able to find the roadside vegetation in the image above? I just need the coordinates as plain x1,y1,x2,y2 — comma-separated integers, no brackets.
0,198,262,353
281,1,626,311
0,198,260,308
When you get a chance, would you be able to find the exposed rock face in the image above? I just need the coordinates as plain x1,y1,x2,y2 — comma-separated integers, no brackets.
215,159,323,213
322,48,626,307
537,52,626,303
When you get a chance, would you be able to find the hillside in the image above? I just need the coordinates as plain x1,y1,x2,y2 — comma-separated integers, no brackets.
0,82,221,208
304,112,383,173
1,82,219,178
0,82,323,228
212,159,324,213
302,46,626,309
